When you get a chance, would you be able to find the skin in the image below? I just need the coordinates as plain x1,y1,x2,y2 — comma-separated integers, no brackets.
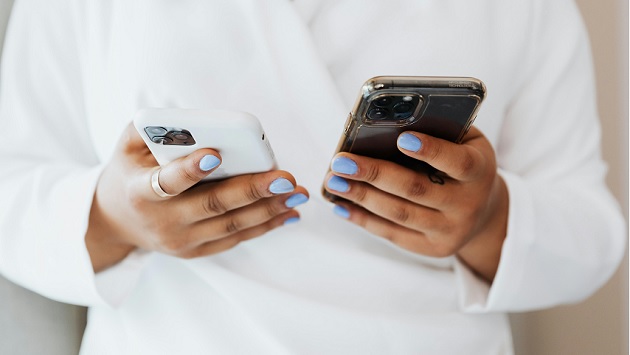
324,126,509,282
87,123,507,283
86,124,308,273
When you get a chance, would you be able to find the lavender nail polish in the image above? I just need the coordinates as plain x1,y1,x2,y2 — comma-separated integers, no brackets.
327,176,350,193
269,178,295,194
284,217,300,225
333,205,350,219
199,155,221,171
331,157,358,175
398,133,422,152
285,193,309,208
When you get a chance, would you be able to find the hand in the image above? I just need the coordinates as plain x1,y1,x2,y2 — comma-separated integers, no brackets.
86,124,308,272
323,126,508,282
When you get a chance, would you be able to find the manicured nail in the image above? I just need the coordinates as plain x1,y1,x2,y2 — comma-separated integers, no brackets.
199,155,221,171
284,217,300,225
269,177,295,194
398,133,422,152
285,193,309,208
327,176,349,193
331,157,358,175
333,205,350,219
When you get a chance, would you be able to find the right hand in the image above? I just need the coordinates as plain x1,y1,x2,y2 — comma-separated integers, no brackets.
86,123,308,272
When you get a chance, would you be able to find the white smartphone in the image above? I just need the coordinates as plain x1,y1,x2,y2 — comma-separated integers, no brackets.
133,108,277,180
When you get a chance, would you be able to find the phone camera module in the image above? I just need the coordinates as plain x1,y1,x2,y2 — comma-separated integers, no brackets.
393,102,414,119
151,136,173,145
365,95,421,122
146,126,168,136
172,131,190,141
373,96,393,107
145,126,196,146
367,107,389,120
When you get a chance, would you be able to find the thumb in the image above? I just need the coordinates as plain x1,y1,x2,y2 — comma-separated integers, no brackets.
151,149,222,198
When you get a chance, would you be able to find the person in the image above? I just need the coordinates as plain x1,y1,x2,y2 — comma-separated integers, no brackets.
0,0,625,354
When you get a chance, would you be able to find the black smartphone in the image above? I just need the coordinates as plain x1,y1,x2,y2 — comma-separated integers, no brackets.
323,76,486,202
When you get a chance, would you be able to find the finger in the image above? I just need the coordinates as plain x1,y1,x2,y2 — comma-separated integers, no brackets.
120,122,154,153
179,211,300,259
175,171,298,222
332,203,458,258
183,187,308,246
132,149,223,201
115,123,159,168
328,154,455,209
396,130,486,181
324,173,447,232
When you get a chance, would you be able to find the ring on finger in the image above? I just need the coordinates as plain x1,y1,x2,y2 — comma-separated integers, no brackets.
150,166,177,198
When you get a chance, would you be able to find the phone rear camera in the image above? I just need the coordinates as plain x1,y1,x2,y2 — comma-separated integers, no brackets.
393,102,414,119
151,136,173,145
367,107,389,120
373,97,393,107
172,131,190,140
146,126,168,135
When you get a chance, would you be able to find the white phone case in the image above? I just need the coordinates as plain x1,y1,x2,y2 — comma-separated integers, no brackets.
133,108,277,180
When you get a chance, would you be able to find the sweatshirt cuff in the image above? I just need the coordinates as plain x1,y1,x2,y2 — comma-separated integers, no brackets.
94,249,152,307
457,169,534,313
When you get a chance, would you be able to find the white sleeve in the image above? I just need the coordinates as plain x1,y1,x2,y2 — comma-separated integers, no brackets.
0,0,143,307
457,0,626,313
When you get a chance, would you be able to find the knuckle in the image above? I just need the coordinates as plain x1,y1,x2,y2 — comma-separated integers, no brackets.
265,200,284,218
426,141,442,161
363,164,381,183
406,178,428,200
223,217,242,234
245,182,266,201
352,184,368,203
202,192,229,216
391,205,412,225
458,154,476,177
177,166,201,185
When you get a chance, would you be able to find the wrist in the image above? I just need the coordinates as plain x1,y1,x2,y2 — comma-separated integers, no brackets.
457,176,509,282
86,192,136,273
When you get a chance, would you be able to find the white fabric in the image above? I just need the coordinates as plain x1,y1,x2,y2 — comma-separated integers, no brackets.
0,0,625,354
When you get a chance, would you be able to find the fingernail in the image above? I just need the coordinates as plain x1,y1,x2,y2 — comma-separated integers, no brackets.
285,193,309,208
199,155,221,171
269,178,295,194
398,133,422,152
331,157,358,175
333,205,350,219
327,176,349,193
284,216,300,225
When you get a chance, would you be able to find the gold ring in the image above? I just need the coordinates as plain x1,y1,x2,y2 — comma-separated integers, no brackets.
150,167,176,198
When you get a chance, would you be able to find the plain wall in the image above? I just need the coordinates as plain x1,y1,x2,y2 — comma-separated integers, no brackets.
0,1,627,354
510,1,629,354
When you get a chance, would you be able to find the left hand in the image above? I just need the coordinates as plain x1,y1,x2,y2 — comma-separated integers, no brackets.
323,126,508,282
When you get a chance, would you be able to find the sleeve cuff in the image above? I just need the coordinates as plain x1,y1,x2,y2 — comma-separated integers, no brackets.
94,249,152,307
457,169,535,313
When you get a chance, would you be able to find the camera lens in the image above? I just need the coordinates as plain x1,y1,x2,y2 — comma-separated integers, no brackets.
367,107,389,120
146,126,168,136
373,96,393,107
393,102,414,119
151,136,173,145
172,131,190,140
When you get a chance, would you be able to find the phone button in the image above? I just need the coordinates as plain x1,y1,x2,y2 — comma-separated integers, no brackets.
343,114,355,136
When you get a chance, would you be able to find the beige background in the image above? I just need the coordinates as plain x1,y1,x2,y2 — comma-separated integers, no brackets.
0,1,627,354
511,0,629,354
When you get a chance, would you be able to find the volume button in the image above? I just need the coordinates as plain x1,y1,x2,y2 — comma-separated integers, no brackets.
343,114,356,136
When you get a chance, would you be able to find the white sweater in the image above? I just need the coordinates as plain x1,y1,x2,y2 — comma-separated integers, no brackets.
0,0,625,354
